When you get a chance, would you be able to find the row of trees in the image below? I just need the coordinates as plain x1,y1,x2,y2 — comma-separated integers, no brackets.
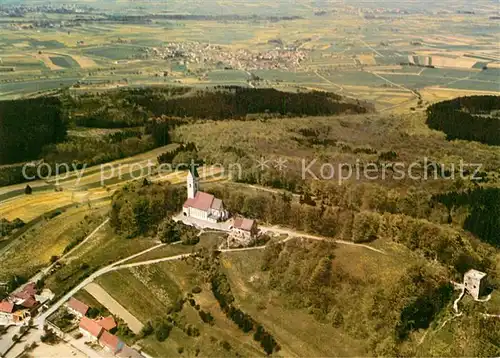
197,252,281,355
0,217,25,237
426,95,500,145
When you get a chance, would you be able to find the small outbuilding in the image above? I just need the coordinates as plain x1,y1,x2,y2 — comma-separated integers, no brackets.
464,269,487,300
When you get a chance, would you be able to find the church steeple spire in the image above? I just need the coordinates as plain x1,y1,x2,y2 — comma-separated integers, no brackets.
187,162,199,199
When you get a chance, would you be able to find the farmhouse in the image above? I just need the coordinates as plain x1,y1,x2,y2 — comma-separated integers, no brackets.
0,301,14,321
464,269,487,300
11,283,39,310
67,297,89,318
0,301,30,324
100,330,125,354
182,167,228,223
231,218,258,239
79,316,104,342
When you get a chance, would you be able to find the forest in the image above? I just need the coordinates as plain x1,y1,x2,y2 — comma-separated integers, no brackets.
0,97,66,165
426,95,500,145
433,187,500,247
0,87,366,187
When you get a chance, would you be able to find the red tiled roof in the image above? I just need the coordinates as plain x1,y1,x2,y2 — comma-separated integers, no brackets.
233,218,255,232
99,330,123,352
183,191,214,211
68,297,89,316
20,296,37,308
79,317,103,338
0,301,14,313
23,283,37,296
96,316,117,331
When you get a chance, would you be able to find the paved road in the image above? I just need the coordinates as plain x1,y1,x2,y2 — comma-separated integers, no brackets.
84,283,144,334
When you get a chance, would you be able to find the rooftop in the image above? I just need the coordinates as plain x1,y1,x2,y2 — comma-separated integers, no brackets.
68,297,89,315
188,165,199,178
465,269,487,280
99,330,123,352
96,316,117,331
117,345,144,358
233,217,256,232
183,191,215,211
0,301,14,313
79,316,104,338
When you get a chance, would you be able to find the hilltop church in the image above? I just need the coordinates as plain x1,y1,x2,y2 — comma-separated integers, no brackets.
182,167,229,223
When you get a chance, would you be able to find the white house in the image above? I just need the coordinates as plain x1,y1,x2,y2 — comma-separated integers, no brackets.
182,167,228,223
464,269,487,300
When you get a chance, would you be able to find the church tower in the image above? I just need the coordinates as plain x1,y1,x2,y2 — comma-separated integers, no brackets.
187,165,199,199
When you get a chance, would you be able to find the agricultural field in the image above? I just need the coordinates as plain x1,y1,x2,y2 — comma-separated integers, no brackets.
44,224,158,297
49,55,80,69
0,203,108,281
0,0,497,106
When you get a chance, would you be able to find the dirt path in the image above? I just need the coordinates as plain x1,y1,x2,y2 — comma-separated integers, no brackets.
84,282,144,334
260,225,386,254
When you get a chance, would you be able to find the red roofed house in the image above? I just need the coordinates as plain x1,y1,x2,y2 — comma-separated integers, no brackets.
0,300,30,324
96,316,117,331
79,316,104,342
182,167,228,223
67,297,89,318
231,218,258,239
0,300,14,321
99,330,124,354
10,282,40,316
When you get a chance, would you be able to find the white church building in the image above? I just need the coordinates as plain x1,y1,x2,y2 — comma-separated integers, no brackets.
182,167,229,223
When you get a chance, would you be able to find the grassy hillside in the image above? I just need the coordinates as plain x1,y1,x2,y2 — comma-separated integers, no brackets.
93,238,500,356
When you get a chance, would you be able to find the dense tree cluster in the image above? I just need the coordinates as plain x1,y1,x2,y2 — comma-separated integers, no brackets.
157,218,199,245
150,87,367,119
206,184,493,276
426,95,500,145
433,187,500,247
0,97,67,164
68,87,190,128
110,182,185,238
157,142,198,165
0,217,25,237
0,275,27,300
